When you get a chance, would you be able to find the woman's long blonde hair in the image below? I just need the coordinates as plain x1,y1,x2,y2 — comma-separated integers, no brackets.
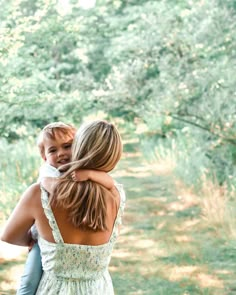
50,120,122,231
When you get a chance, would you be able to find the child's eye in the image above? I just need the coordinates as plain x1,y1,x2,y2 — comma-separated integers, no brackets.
64,144,72,149
48,149,56,153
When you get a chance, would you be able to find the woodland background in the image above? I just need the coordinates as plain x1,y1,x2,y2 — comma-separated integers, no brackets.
1,0,236,294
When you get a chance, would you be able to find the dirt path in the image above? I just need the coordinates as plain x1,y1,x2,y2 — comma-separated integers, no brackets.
110,152,231,295
0,240,26,294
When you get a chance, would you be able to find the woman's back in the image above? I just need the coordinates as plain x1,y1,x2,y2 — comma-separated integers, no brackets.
36,183,125,295
37,177,121,246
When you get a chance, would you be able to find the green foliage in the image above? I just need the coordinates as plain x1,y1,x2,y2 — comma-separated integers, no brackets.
1,0,236,135
0,138,40,222
0,0,236,189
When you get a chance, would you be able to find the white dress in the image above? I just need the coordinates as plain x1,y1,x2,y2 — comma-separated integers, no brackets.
36,184,126,295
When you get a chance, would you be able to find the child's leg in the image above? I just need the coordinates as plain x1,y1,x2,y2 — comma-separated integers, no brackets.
16,243,43,295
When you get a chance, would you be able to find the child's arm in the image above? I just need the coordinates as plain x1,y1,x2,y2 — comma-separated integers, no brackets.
72,170,114,190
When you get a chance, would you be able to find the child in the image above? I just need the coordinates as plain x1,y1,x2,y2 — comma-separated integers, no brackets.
17,122,114,295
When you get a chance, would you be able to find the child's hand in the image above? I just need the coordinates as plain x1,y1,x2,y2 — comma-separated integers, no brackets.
71,169,114,190
71,169,91,182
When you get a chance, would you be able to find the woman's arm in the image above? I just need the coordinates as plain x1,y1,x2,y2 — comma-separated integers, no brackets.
0,184,38,246
73,170,114,190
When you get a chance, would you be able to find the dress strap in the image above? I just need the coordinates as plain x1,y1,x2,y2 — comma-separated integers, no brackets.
109,183,126,243
40,185,64,244
114,183,126,226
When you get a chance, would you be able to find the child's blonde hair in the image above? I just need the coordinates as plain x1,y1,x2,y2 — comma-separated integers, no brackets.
37,122,77,160
51,120,123,231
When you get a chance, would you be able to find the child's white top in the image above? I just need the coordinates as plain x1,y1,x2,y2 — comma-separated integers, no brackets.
37,162,61,182
31,163,61,240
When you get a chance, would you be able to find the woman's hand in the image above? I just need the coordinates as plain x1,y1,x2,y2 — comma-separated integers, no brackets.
27,229,37,251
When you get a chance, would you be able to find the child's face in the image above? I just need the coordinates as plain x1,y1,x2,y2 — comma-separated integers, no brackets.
43,134,73,168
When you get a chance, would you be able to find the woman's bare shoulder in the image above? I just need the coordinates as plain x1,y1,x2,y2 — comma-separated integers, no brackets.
17,183,41,208
24,182,40,196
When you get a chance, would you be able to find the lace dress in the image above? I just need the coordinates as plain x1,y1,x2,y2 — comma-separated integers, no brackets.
36,184,125,295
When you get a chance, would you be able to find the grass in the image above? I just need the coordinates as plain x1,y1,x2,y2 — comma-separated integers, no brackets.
111,150,236,295
0,257,25,294
1,147,236,294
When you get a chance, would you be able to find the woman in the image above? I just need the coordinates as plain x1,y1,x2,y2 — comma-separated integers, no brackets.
1,120,126,295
